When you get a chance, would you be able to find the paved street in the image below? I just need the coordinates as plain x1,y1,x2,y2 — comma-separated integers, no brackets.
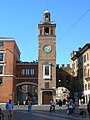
0,104,89,120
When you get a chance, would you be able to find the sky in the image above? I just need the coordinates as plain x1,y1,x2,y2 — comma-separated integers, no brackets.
0,0,90,66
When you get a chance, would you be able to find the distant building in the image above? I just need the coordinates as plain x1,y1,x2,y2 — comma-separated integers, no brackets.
71,44,90,104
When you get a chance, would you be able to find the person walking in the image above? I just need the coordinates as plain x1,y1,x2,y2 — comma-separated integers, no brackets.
87,100,90,120
6,99,14,119
74,100,79,116
67,99,74,115
27,100,32,113
49,99,55,112
58,99,62,110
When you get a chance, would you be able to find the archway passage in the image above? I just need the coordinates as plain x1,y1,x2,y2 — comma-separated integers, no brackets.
16,82,38,105
56,87,73,105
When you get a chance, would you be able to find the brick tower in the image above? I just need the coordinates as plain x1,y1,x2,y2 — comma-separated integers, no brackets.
38,10,56,105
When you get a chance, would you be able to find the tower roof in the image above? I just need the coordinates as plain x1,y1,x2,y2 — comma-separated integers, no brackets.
44,10,50,14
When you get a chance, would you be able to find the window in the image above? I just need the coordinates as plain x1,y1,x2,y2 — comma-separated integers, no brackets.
45,66,49,75
87,53,89,60
45,82,49,88
88,69,89,77
0,42,3,47
21,69,25,75
30,69,34,75
0,65,3,74
88,83,90,90
84,84,87,90
0,53,3,61
43,63,51,79
83,55,86,63
26,69,30,75
0,77,2,85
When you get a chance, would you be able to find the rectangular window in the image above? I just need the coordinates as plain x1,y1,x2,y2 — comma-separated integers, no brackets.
84,55,86,63
21,69,25,75
26,69,30,75
30,69,34,75
87,53,89,60
0,42,3,46
0,65,3,74
84,84,87,90
88,83,90,90
88,69,89,77
45,66,49,75
0,77,2,85
43,64,51,79
0,53,3,61
45,82,49,88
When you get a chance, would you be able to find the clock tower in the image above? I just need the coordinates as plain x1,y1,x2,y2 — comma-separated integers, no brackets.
38,10,56,105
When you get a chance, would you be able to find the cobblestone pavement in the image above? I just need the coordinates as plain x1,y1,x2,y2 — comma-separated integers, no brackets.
0,104,89,120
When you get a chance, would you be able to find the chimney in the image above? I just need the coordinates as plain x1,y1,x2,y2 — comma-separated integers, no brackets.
67,64,70,67
62,64,64,68
78,47,81,51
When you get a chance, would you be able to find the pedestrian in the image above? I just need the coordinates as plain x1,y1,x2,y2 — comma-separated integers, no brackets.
6,99,14,118
67,99,74,115
23,100,26,106
49,99,55,112
58,99,62,110
74,100,79,116
27,100,32,113
17,101,20,107
87,100,90,119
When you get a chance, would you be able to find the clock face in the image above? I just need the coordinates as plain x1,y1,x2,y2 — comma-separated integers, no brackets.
43,45,52,53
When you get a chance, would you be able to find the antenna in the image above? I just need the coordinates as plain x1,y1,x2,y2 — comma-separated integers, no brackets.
46,0,48,11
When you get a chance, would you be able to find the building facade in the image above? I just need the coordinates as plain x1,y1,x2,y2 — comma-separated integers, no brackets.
71,44,90,104
0,37,20,102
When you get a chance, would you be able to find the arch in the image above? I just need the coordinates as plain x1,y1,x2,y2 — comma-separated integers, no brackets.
16,82,38,87
44,27,49,36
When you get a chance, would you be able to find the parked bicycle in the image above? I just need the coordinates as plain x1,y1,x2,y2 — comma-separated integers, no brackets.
67,108,86,118
78,108,86,118
0,108,4,120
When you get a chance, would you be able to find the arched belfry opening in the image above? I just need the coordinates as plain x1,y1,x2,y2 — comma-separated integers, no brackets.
44,27,49,36
44,10,50,22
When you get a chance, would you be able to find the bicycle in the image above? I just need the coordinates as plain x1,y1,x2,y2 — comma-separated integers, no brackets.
78,108,86,118
0,108,4,120
67,108,86,118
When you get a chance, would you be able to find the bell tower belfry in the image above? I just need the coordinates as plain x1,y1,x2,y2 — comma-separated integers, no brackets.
38,10,56,105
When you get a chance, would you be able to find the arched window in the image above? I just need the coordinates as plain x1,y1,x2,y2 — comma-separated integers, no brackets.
46,15,49,22
44,28,49,36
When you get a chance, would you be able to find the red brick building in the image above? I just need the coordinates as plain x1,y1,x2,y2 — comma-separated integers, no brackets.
0,37,20,103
